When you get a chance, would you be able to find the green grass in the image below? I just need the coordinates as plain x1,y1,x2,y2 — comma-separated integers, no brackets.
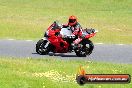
0,0,132,44
0,57,132,88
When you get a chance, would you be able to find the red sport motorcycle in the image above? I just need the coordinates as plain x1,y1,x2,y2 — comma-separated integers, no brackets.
36,23,98,57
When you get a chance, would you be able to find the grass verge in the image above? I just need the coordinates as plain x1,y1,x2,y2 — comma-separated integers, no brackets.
0,0,132,44
0,57,132,88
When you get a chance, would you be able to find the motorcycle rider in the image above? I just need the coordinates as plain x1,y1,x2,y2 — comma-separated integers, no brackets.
46,16,83,50
63,15,83,49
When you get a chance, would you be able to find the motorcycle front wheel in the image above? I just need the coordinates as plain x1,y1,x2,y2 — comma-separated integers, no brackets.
36,39,50,55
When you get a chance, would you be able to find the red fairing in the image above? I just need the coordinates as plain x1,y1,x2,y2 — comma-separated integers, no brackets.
48,29,60,36
85,33,96,39
47,24,69,53
47,23,54,31
48,35,69,53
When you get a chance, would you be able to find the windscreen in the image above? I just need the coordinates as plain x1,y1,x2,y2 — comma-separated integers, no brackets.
60,28,73,36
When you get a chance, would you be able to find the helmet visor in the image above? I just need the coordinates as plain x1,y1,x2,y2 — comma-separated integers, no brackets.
69,19,76,23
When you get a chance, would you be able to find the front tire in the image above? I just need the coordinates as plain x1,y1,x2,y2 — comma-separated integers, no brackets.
36,39,49,55
75,40,94,57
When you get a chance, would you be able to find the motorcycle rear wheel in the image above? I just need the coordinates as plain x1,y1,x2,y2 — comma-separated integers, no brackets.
75,40,94,57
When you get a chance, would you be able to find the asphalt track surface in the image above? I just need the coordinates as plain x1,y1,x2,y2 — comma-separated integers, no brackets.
0,39,132,64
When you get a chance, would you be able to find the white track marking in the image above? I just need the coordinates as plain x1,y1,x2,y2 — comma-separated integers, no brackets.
25,40,33,41
116,44,124,45
8,39,15,40
95,43,104,45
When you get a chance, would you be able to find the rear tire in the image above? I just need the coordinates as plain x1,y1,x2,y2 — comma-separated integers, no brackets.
36,39,49,55
75,40,94,57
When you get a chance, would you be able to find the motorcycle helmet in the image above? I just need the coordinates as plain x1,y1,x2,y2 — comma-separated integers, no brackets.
68,15,77,26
